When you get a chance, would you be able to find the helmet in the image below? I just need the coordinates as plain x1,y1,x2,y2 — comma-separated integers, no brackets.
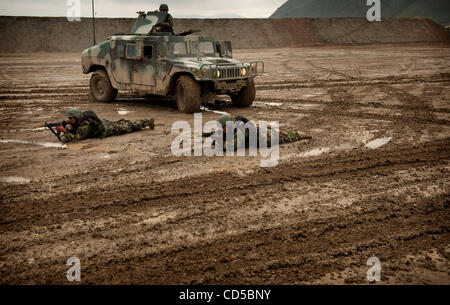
217,114,232,127
66,108,82,119
159,3,169,11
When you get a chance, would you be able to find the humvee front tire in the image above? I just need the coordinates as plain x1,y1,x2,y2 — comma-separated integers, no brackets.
175,76,201,114
90,70,118,103
231,79,255,107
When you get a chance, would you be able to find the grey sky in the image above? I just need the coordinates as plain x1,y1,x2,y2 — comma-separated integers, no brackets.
0,0,287,18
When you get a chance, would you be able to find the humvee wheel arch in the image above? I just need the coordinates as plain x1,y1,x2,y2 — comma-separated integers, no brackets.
89,69,118,103
174,75,201,114
230,79,255,107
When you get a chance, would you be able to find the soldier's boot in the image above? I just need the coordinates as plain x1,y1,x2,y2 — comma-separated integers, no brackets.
297,131,312,139
130,118,155,131
139,118,155,129
149,118,155,129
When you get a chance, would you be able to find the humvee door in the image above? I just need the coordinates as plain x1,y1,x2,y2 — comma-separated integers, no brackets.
131,42,157,87
110,39,156,87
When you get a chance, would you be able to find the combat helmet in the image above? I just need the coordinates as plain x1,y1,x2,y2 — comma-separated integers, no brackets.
159,3,169,11
217,114,232,127
66,108,82,119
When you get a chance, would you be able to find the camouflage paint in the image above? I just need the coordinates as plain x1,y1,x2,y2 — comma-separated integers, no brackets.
81,11,264,98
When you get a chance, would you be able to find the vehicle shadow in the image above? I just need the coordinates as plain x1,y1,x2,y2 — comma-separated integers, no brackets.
114,94,233,113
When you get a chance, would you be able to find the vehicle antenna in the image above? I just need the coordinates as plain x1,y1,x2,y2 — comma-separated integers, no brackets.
92,0,96,45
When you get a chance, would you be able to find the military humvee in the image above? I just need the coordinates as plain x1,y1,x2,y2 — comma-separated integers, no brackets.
81,11,264,113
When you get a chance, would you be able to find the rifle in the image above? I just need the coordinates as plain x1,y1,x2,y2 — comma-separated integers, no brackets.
202,131,216,138
37,121,68,142
176,29,201,36
202,130,225,144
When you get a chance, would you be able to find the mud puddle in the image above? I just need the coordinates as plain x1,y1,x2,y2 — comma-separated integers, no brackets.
281,143,354,160
0,176,31,184
0,139,66,148
254,101,284,107
200,106,230,115
364,137,392,149
118,108,132,115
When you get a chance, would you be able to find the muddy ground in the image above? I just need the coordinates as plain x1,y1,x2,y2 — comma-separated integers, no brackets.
0,43,449,284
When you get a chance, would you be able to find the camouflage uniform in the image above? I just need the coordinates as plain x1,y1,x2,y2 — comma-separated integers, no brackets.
156,4,174,34
157,14,173,33
209,115,310,150
101,119,153,137
62,111,154,142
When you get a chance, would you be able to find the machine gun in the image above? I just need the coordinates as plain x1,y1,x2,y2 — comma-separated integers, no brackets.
37,121,68,142
176,29,201,36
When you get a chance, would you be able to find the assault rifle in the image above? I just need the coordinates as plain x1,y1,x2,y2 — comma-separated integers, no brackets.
202,130,224,139
37,121,68,142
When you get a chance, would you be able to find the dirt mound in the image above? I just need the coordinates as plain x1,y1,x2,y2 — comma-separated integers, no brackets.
270,0,450,25
311,17,450,44
0,16,449,53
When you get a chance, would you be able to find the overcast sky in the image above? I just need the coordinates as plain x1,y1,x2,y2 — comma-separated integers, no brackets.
0,0,287,18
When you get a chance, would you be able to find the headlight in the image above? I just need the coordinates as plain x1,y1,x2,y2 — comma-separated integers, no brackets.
201,67,207,75
241,67,247,76
216,69,220,78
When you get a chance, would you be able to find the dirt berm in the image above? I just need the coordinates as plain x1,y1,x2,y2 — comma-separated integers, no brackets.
0,16,449,53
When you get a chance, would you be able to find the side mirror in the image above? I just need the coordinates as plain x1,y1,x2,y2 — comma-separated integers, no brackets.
224,41,232,58
215,41,232,58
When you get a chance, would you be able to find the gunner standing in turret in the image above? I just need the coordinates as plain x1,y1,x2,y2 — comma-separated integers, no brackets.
155,3,174,34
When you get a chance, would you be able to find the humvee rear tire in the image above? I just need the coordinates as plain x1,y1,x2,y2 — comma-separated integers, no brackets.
231,79,255,107
175,76,201,114
90,70,118,103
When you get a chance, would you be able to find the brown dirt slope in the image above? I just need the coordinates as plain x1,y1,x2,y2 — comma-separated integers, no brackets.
0,16,449,53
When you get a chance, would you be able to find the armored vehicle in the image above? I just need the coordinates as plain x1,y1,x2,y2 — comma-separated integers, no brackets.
81,11,264,113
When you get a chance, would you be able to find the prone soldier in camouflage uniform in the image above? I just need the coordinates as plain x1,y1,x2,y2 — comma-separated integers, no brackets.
204,114,311,150
56,109,154,143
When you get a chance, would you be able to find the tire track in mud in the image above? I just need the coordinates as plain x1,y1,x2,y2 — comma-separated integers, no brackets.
2,74,449,97
1,132,449,284
256,71,450,126
1,138,448,229
255,97,450,114
305,59,357,80
375,82,445,129
253,98,450,126
108,195,448,284
1,160,448,284
256,73,450,91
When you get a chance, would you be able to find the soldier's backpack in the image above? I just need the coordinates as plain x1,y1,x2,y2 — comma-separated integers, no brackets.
82,110,102,124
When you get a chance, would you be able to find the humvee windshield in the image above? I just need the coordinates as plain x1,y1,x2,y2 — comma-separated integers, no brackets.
171,42,188,55
191,41,215,55
169,41,216,56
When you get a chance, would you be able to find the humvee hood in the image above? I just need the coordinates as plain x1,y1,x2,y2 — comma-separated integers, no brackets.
171,57,241,67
